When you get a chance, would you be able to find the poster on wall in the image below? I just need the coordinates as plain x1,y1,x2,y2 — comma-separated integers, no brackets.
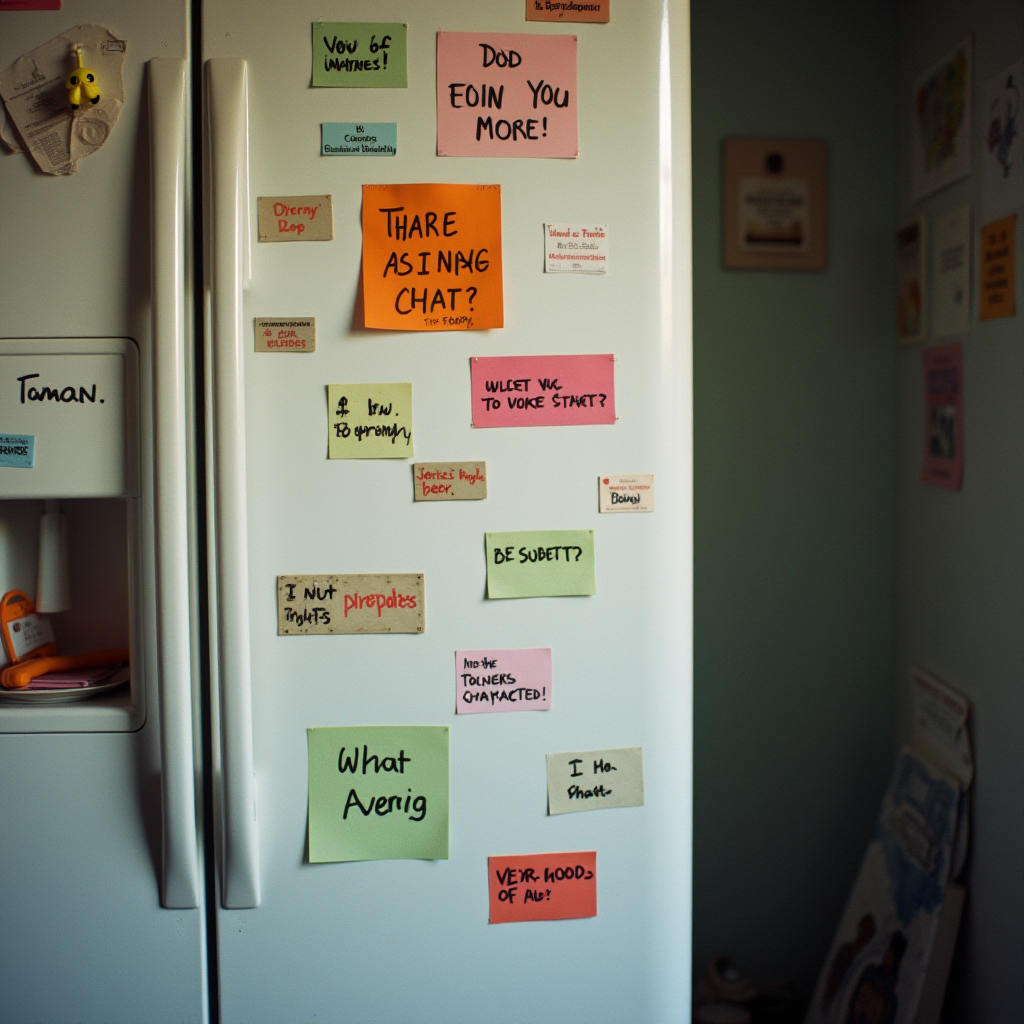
931,205,971,338
911,37,972,202
896,218,927,344
979,214,1016,321
981,60,1024,221
722,138,827,270
921,343,963,491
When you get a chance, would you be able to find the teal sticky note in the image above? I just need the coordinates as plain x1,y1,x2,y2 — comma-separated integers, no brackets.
485,530,596,599
308,726,449,863
0,434,34,468
312,23,407,88
321,122,397,156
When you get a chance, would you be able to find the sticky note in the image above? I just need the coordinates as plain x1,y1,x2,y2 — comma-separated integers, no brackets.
485,530,595,599
599,474,653,512
545,224,608,273
488,852,596,923
321,122,397,156
0,433,34,468
254,318,315,352
526,0,610,22
278,574,424,634
979,214,1016,320
328,383,413,459
413,462,487,501
257,196,333,242
456,648,552,713
546,747,644,814
308,726,448,863
361,183,503,332
312,23,407,88
436,32,578,158
471,354,615,428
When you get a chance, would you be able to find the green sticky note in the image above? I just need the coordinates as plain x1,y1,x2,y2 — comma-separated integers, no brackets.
485,530,596,599
312,22,408,88
308,726,449,863
328,383,413,459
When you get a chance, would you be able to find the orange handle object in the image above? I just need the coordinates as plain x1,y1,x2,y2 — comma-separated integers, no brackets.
0,648,129,690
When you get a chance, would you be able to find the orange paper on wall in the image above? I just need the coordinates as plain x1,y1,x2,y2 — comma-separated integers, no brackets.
488,851,596,923
361,183,503,331
979,214,1016,321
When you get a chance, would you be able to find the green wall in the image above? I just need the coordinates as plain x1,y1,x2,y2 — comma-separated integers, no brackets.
692,0,898,993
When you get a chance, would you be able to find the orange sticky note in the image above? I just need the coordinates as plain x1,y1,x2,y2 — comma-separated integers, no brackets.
488,851,596,923
361,183,503,332
979,214,1016,321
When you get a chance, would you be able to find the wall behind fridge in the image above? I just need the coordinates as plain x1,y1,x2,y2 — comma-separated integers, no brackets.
691,0,898,993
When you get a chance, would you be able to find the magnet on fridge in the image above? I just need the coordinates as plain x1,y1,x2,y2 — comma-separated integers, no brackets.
66,47,100,110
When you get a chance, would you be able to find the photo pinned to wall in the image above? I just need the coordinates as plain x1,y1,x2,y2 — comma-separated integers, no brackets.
723,138,827,270
979,214,1016,321
896,218,927,344
911,37,972,202
922,343,963,491
931,205,971,338
982,60,1023,221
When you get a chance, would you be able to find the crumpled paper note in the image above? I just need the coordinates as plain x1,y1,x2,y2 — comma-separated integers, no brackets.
0,24,126,175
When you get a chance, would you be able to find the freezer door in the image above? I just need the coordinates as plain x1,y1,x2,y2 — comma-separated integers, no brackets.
204,1,692,1021
0,4,206,1023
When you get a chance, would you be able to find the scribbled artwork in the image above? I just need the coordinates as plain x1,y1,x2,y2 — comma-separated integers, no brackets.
912,38,972,201
982,61,1024,220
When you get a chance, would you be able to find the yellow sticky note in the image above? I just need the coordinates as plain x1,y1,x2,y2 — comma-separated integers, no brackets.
328,383,412,459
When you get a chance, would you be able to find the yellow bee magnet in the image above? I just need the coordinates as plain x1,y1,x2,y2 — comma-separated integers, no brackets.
66,47,100,110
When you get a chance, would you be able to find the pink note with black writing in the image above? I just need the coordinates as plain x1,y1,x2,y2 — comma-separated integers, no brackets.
455,647,552,714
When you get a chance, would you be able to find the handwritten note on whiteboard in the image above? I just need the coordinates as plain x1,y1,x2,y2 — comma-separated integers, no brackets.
471,355,614,428
488,852,597,923
436,32,578,158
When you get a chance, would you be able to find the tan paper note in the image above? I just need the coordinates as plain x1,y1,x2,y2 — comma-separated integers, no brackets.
278,574,424,635
258,196,333,242
599,474,653,512
254,318,316,352
413,462,487,501
546,747,644,814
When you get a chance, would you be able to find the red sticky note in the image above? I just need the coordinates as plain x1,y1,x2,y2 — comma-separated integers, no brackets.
471,354,615,427
488,851,597,923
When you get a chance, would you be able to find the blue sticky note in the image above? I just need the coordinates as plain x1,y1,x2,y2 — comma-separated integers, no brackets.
0,434,34,468
321,122,397,156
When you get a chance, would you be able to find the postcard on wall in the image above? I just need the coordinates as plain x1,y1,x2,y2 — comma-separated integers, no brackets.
723,138,827,270
327,383,412,459
979,215,1016,321
311,23,407,88
485,530,595,599
526,0,609,22
307,726,447,863
599,474,653,512
488,852,596,923
546,747,644,815
911,37,972,202
921,343,963,490
456,648,552,713
361,183,503,331
436,32,578,158
932,205,971,337
896,218,927,344
278,574,424,635
413,462,487,501
545,224,608,273
981,60,1023,221
257,196,333,242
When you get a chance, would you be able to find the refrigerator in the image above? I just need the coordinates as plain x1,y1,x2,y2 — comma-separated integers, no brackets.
0,1,693,1021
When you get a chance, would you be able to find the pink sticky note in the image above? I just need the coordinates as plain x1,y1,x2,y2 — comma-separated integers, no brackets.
436,32,578,158
471,354,615,428
456,648,552,714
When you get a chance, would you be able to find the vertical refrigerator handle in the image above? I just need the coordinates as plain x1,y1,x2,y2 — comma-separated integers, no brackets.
148,59,200,910
206,58,261,909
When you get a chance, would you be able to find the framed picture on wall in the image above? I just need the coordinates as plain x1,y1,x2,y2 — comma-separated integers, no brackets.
722,137,828,270
911,37,972,202
896,216,927,344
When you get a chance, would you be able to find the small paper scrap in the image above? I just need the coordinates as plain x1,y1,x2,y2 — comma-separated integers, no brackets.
277,574,424,635
545,224,608,274
257,196,333,242
456,648,551,713
526,0,609,22
413,462,486,501
0,434,34,468
599,474,653,512
488,852,597,923
254,318,315,352
485,530,595,599
321,122,397,156
328,383,412,459
546,747,644,814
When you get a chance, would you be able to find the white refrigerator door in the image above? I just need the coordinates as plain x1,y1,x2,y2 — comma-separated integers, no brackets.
204,1,692,1021
0,3,207,1023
